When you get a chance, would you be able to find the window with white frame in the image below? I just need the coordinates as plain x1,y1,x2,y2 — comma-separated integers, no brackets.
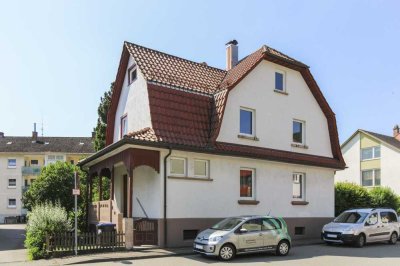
7,159,16,168
361,169,381,187
170,157,186,176
8,179,16,188
194,159,209,178
8,198,16,208
293,120,305,144
240,108,255,136
361,146,380,161
128,64,137,85
275,70,285,92
47,155,64,165
293,173,305,200
240,168,255,199
120,115,128,138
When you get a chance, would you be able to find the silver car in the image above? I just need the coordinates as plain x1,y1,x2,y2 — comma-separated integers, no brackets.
193,215,291,261
322,208,399,247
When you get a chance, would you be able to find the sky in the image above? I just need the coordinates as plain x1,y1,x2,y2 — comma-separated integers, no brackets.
0,0,399,143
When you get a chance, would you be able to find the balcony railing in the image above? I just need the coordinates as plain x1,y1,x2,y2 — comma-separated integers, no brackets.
21,166,42,176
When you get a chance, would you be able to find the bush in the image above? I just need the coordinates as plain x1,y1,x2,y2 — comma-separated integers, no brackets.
369,187,400,211
335,182,371,216
25,202,71,260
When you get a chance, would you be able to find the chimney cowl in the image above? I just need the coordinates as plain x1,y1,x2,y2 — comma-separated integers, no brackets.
32,123,38,141
226,40,239,71
225,39,238,46
393,124,400,141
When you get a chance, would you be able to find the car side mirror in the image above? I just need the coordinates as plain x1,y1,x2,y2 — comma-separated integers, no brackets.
239,228,248,234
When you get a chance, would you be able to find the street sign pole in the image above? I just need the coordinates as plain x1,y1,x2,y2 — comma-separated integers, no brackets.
74,171,78,256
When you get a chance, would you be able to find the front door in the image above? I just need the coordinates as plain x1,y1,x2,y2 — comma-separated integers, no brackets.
122,174,128,218
238,219,264,252
364,213,382,242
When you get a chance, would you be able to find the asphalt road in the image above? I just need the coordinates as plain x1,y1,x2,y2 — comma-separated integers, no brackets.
0,224,27,264
95,242,400,266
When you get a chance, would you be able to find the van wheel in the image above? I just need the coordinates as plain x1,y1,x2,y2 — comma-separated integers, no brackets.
276,240,290,256
354,234,365,248
219,244,236,261
389,232,398,245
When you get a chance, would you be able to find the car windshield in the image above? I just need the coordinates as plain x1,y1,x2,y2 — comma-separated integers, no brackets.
334,211,368,224
210,218,244,231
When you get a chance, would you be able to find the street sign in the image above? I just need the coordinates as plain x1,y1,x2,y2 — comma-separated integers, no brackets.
73,189,80,195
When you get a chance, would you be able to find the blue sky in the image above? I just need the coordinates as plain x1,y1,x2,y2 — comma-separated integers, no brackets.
0,0,399,143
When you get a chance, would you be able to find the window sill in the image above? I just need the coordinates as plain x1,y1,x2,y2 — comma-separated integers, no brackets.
7,167,17,169
238,135,259,141
168,176,213,182
291,143,308,149
7,186,16,189
274,89,288,95
238,200,260,205
291,200,309,205
7,206,16,209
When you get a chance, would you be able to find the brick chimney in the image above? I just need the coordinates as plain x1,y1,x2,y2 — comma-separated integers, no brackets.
226,40,238,70
393,124,400,141
32,123,38,141
0,132,4,138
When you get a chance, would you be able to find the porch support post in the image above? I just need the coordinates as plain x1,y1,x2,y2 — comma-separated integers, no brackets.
127,170,133,218
98,174,102,201
110,166,115,200
85,171,91,231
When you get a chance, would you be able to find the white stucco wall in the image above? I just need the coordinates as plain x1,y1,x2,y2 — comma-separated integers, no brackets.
113,56,152,142
217,60,333,158
380,143,400,194
335,133,361,184
161,149,335,219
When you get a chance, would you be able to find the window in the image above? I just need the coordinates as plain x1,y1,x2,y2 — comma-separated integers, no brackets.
194,159,209,178
295,227,305,235
241,219,261,232
30,160,38,165
8,179,16,188
7,159,16,168
24,179,29,187
275,71,285,91
170,157,186,176
293,120,305,144
183,230,198,240
128,64,137,85
8,199,16,208
293,173,305,200
240,108,254,136
361,169,380,187
47,155,64,165
380,212,398,223
366,213,378,226
261,218,281,230
120,115,128,138
240,168,254,198
361,146,380,160
70,160,75,165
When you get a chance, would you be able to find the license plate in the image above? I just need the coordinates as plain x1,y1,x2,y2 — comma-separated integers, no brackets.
195,244,203,250
327,234,337,238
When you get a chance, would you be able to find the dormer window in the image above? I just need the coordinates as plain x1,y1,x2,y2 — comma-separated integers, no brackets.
128,64,137,85
275,70,285,92
120,114,128,138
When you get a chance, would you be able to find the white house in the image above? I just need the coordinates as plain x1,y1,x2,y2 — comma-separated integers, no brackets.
335,127,400,194
79,40,345,248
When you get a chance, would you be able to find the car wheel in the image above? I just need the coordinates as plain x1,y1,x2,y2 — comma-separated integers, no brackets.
219,244,236,261
276,240,290,256
354,234,365,248
389,232,398,245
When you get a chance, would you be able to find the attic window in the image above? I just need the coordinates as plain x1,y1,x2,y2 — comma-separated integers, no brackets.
79,142,85,145
6,142,12,145
128,64,137,85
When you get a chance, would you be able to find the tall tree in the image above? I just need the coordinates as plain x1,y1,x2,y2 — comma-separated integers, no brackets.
93,82,114,151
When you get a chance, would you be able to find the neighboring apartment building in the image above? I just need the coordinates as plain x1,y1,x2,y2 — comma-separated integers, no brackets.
335,126,400,194
79,40,345,247
0,128,94,223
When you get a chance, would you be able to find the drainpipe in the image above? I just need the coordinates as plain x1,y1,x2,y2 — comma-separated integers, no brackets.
163,147,172,247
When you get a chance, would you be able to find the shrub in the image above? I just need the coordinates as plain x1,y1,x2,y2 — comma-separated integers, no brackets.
335,182,371,216
25,202,71,260
369,187,400,211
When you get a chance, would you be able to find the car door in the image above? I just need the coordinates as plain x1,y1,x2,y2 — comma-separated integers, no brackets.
364,212,382,242
261,218,281,249
380,211,398,240
237,219,264,251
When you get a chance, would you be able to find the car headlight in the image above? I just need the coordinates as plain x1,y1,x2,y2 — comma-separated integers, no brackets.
342,229,355,234
209,236,223,243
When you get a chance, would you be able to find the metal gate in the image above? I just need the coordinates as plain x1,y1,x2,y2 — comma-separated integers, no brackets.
134,218,158,246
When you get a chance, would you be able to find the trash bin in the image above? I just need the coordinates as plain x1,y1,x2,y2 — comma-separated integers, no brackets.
96,223,116,245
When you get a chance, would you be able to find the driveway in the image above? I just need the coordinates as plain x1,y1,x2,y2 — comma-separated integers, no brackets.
0,224,27,264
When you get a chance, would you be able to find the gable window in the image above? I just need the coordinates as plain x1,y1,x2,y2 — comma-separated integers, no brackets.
293,173,305,200
240,168,255,199
240,108,254,136
7,159,16,168
194,159,209,178
170,157,186,176
128,64,137,85
120,115,128,138
275,71,285,91
8,179,16,188
8,198,16,208
293,120,305,144
361,169,380,187
361,146,380,161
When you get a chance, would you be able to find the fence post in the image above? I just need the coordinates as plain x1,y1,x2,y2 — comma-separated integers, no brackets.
123,218,134,250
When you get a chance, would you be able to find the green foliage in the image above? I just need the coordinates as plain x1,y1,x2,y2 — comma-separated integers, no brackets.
369,187,400,210
91,176,110,201
335,182,371,216
93,82,114,151
25,202,71,260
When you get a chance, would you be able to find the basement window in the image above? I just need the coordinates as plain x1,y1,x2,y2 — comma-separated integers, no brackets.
183,230,198,240
295,227,305,235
